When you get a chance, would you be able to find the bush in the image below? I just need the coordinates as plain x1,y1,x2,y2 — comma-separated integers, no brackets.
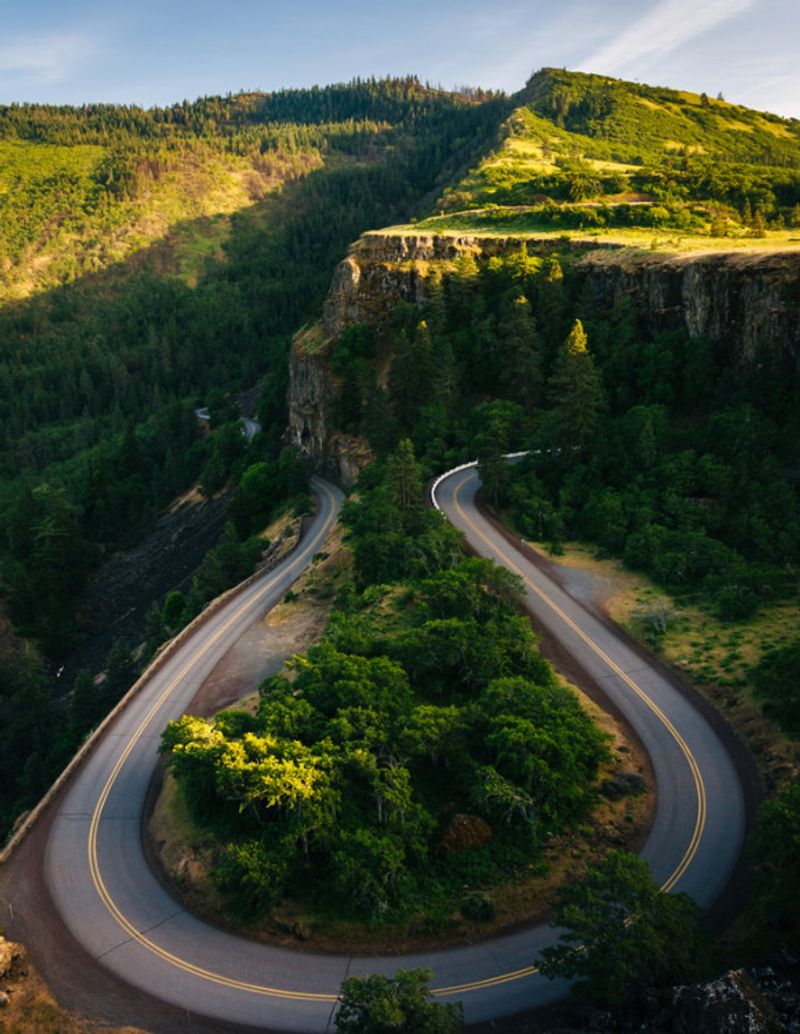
539,851,711,1005
336,969,462,1034
752,638,800,735
716,585,758,622
460,890,496,922
212,840,289,922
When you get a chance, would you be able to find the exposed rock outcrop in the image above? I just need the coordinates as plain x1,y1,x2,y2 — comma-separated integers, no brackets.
288,230,800,483
438,813,493,854
287,322,372,486
579,249,800,368
322,232,800,368
322,232,602,338
672,969,787,1034
0,935,20,980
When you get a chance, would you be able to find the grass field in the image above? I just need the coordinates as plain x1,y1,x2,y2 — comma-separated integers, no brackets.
384,212,800,254
526,539,799,790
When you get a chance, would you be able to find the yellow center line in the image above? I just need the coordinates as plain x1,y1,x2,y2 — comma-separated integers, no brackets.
451,476,705,891
430,474,708,997
84,470,706,1006
88,483,340,1002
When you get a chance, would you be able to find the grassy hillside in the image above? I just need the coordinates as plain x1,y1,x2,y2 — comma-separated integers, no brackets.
412,68,800,247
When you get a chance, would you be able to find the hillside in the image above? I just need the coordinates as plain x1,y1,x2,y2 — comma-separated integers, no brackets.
0,78,506,843
409,68,800,247
0,82,505,301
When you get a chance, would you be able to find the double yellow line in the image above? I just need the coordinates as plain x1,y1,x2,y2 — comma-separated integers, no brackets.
87,482,340,1002
429,476,707,997
84,471,705,1006
450,478,706,893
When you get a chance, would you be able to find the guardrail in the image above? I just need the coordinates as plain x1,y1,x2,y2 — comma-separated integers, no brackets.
430,452,529,511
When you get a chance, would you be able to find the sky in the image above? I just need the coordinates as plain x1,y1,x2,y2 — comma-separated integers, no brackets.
1,0,798,118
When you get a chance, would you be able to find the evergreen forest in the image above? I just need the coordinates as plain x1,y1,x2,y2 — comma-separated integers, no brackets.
1,66,799,975
0,77,506,841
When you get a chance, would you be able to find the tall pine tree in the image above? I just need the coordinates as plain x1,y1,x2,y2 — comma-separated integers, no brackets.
547,319,606,453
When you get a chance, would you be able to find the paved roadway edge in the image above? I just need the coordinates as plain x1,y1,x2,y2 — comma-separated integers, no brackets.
1,462,759,1032
0,493,323,867
432,459,760,928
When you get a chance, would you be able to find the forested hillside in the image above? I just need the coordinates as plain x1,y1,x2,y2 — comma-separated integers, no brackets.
323,247,799,624
417,67,800,242
0,78,507,842
308,234,800,952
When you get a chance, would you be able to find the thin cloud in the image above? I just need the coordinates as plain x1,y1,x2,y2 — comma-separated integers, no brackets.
580,0,756,76
0,32,97,86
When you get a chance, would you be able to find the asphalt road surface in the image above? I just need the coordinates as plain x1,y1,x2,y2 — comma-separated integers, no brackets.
22,467,746,1032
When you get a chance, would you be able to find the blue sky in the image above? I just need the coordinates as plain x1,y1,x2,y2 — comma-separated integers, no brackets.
1,0,798,118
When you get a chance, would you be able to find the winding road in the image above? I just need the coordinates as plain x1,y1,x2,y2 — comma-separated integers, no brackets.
5,466,746,1032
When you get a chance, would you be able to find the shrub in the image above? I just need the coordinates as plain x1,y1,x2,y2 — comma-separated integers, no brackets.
460,890,497,922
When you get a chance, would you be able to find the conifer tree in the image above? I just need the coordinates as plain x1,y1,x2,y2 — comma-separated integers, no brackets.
499,293,541,412
70,670,101,734
388,320,435,429
386,439,423,531
547,319,606,452
537,256,566,350
433,338,460,421
477,416,509,509
362,374,397,457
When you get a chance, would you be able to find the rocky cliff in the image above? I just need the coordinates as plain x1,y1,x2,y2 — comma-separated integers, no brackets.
289,231,800,483
287,322,372,486
579,248,800,368
323,232,800,367
322,232,608,338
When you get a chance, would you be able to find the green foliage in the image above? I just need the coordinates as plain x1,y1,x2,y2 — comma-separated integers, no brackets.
327,243,796,624
160,457,607,926
229,452,310,538
162,590,186,631
460,890,496,922
539,851,711,1004
750,783,800,947
335,968,462,1034
434,67,800,235
547,319,606,451
0,626,146,842
213,839,290,921
70,669,101,734
341,440,464,588
751,638,800,735
0,76,507,665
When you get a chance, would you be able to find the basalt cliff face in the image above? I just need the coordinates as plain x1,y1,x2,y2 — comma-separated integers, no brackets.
580,249,800,367
321,232,604,338
289,231,800,484
287,323,372,486
323,232,800,365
